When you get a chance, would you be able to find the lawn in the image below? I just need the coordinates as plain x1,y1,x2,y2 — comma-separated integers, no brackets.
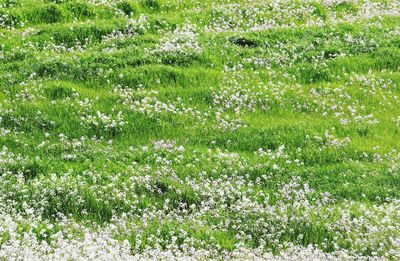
1,0,400,259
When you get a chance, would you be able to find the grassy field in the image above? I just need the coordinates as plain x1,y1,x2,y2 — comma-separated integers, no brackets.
0,0,400,259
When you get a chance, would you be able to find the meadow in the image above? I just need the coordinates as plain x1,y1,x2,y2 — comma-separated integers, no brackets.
0,0,400,259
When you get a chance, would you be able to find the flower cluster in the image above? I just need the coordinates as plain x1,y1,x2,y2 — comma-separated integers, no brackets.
151,23,203,63
81,110,126,134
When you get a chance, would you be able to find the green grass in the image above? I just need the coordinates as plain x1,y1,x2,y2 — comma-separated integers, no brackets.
1,0,400,259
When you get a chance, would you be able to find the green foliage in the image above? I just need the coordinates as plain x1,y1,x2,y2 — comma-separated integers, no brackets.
0,0,400,259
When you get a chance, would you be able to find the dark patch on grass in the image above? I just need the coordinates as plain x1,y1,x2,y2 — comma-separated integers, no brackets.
231,37,259,48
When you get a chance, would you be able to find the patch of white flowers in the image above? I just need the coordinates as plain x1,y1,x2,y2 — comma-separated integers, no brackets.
151,23,203,60
81,110,126,133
